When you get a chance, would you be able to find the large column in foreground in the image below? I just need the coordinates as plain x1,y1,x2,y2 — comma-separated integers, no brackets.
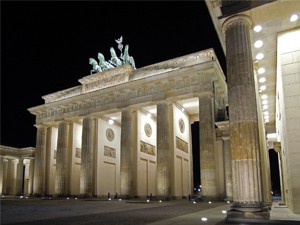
222,15,270,220
120,109,137,198
156,102,174,199
33,125,47,196
80,117,95,197
199,94,218,199
55,121,69,197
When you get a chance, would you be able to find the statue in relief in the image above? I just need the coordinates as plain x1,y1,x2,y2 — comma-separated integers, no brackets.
109,47,123,67
123,45,136,69
89,58,102,74
115,36,124,58
98,53,115,71
89,36,136,74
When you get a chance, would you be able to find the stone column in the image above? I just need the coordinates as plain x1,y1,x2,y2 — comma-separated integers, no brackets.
16,158,24,196
80,117,95,197
2,159,8,194
55,121,69,197
120,109,137,198
28,159,35,196
33,125,47,196
199,94,217,199
223,137,233,201
222,15,269,220
156,102,174,199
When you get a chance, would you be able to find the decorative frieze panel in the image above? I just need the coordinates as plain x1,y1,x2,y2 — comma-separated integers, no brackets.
104,146,116,158
176,137,188,153
140,141,155,156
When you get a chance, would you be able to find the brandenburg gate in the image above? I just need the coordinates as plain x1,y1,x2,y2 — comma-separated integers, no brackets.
28,45,229,199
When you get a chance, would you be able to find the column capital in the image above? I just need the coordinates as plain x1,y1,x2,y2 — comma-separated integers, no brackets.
222,14,253,34
273,142,281,152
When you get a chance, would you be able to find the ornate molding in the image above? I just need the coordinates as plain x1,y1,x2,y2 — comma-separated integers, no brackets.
140,141,155,156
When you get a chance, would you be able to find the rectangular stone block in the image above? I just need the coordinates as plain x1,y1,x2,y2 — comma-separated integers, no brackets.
226,209,270,222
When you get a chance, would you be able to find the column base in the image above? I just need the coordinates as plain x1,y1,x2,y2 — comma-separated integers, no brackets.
32,193,45,197
226,209,270,222
226,202,270,222
78,193,93,199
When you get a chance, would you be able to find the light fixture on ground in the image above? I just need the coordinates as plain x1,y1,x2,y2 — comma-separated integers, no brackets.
256,53,264,60
260,85,266,91
262,105,268,110
290,13,299,22
258,67,265,74
254,25,262,32
254,40,263,48
261,94,268,100
259,77,266,83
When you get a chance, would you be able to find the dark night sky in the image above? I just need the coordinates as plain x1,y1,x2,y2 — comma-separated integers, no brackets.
1,1,226,148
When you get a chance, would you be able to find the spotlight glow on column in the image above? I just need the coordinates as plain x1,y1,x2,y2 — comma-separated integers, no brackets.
262,100,268,105
147,113,151,119
108,119,114,125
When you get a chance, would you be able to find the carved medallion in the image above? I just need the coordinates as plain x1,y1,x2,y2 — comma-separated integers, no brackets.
179,118,185,133
106,128,115,142
144,123,152,137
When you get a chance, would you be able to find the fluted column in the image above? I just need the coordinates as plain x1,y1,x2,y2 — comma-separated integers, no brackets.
222,15,269,220
80,117,95,197
199,94,217,199
156,102,174,198
28,159,35,195
55,121,69,196
2,159,8,194
33,125,47,196
16,158,24,196
120,109,137,197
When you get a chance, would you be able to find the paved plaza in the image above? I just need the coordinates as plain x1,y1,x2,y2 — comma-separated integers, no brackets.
1,196,300,225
